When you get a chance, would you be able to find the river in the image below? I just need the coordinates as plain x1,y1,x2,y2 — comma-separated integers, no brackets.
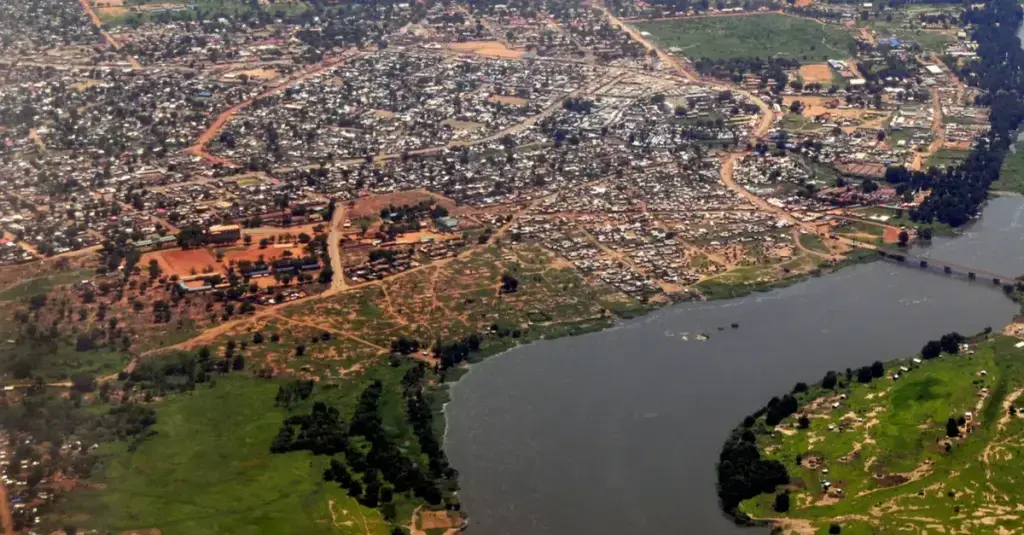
443,196,1024,535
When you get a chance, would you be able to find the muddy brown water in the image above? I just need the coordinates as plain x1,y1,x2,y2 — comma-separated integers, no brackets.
444,197,1024,534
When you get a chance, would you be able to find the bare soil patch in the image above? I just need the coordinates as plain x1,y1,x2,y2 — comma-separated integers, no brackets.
488,95,529,106
348,190,457,220
419,510,461,530
799,63,833,84
448,41,525,58
144,249,220,278
222,245,305,266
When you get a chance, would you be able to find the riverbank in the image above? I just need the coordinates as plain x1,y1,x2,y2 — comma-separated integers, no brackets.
721,331,1024,534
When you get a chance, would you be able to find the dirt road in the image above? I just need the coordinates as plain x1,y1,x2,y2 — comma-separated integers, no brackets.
0,474,14,535
326,201,348,295
595,2,775,140
76,0,143,69
185,51,361,166
720,153,800,226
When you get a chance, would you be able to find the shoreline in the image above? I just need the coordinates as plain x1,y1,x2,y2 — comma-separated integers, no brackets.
433,248,886,529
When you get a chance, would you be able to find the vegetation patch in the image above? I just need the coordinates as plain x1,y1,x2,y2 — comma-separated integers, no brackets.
59,367,451,534
635,14,855,63
719,332,1024,534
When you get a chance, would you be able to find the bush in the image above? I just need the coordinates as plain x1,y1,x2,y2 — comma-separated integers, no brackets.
829,524,841,534
773,491,790,512
946,417,960,438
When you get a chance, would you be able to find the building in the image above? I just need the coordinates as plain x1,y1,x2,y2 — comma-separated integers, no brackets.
207,224,242,243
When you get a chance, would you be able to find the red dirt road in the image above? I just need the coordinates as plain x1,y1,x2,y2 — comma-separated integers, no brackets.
185,52,361,166
76,0,143,69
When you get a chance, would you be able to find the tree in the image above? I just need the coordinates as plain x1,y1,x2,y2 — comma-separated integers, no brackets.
946,417,959,438
232,355,245,371
71,373,96,393
822,370,838,389
857,366,873,383
253,332,264,344
940,332,964,354
773,491,790,512
921,340,942,360
29,293,48,310
829,524,842,534
798,415,810,429
870,361,884,378
296,344,306,357
898,230,910,247
500,273,519,293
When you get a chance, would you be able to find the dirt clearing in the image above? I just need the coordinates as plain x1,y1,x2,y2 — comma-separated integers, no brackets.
488,95,529,106
448,41,525,58
348,190,458,220
799,63,833,84
144,249,220,278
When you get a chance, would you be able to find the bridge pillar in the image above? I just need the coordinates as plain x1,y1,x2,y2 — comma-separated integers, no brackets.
920,260,928,269
968,272,976,280
943,266,952,274
994,278,1001,285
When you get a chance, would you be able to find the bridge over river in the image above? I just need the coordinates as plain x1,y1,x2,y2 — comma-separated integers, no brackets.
876,247,1021,287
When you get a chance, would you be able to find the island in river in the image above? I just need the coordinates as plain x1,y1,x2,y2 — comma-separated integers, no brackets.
721,330,1024,535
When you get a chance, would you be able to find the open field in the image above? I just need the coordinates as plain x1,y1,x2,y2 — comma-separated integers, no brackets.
783,96,892,128
993,144,1024,194
798,63,834,85
927,147,970,169
735,334,1024,535
696,251,824,300
144,248,221,278
636,14,855,63
282,244,642,356
0,269,92,302
222,244,305,267
99,0,308,24
849,206,955,237
447,41,525,58
57,375,393,535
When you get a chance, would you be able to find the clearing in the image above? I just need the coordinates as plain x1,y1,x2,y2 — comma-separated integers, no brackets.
56,375,393,535
635,14,856,64
447,41,525,59
798,63,835,85
144,248,221,278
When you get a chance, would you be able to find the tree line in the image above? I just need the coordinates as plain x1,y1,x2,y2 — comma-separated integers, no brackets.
888,0,1024,227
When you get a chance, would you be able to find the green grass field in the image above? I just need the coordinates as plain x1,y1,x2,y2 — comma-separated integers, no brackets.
101,0,309,26
57,375,395,535
735,335,1024,534
993,144,1024,194
927,148,970,169
798,233,830,255
0,269,92,302
636,14,855,63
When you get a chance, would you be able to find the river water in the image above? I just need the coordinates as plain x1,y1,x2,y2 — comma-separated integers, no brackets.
443,196,1024,535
